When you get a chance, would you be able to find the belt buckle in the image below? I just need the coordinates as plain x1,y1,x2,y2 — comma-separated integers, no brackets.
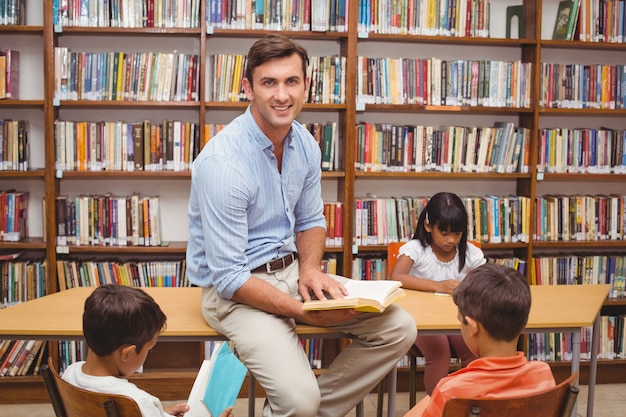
265,262,274,274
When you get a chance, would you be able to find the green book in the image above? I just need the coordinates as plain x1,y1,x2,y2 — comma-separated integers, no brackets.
552,0,580,41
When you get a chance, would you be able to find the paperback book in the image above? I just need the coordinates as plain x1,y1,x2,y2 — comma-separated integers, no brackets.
186,341,247,417
302,274,405,313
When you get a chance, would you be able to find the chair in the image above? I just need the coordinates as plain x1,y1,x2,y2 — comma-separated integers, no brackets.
41,357,143,417
441,372,580,417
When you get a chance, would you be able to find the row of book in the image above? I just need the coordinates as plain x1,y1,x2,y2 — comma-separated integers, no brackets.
304,121,341,171
0,0,23,25
52,0,202,28
0,49,19,99
54,48,200,102
207,0,349,32
526,317,626,362
353,194,532,246
0,339,47,377
54,119,341,172
323,202,343,246
577,0,626,43
355,121,530,174
357,0,490,37
534,194,626,242
207,53,347,105
0,119,28,171
54,120,200,172
538,127,626,174
0,255,46,308
56,259,188,290
540,63,626,109
0,252,47,378
530,254,626,297
356,57,532,108
0,190,28,242
54,193,162,247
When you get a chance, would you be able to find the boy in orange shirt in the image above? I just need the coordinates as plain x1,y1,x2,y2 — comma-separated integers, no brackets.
405,263,556,417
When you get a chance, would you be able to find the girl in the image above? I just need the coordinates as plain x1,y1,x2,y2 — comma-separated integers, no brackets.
390,192,486,395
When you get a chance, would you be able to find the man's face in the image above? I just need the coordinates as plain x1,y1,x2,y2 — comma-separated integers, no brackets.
242,53,309,141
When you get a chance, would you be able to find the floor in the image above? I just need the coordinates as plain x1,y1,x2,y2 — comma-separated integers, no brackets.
1,384,625,417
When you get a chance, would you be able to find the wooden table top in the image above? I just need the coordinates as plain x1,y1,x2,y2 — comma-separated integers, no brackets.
0,284,610,339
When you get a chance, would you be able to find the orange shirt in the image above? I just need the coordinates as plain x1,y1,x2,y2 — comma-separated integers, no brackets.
422,352,556,417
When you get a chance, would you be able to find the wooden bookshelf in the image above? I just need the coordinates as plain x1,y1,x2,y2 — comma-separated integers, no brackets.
1,0,625,403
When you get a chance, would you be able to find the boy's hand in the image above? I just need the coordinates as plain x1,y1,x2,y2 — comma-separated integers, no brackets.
219,406,235,417
165,402,189,416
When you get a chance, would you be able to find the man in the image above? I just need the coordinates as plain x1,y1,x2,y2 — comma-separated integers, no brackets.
187,34,416,417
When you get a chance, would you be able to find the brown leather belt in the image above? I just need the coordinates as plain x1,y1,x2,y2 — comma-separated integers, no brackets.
251,253,297,274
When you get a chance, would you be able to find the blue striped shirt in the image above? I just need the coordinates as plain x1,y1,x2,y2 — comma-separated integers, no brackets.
186,106,326,299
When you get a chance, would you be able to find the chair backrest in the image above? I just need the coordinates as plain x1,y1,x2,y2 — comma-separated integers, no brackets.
387,241,405,279
441,372,579,417
41,357,144,417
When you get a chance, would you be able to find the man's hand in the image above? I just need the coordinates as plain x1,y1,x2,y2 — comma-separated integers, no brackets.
298,267,348,302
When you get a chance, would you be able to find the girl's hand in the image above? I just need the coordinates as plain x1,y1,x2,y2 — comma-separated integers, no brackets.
435,279,459,295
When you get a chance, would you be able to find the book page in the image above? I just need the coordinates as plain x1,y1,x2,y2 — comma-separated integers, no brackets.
342,279,402,304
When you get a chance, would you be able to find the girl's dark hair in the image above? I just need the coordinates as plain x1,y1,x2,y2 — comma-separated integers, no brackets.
244,34,309,87
83,284,167,356
453,263,531,342
412,192,468,272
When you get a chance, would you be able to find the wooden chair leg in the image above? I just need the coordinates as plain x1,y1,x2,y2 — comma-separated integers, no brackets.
409,354,417,408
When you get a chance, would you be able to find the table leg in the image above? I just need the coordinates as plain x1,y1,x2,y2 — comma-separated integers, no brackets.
248,373,256,417
356,400,364,417
387,367,397,417
571,328,581,417
587,316,600,417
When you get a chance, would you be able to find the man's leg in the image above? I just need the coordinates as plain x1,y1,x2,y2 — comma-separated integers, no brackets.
316,304,417,417
201,270,320,417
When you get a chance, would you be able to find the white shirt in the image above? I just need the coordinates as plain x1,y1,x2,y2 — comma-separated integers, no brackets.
62,361,170,417
399,240,485,281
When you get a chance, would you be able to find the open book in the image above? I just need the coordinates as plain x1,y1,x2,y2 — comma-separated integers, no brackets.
302,274,405,313
186,341,248,417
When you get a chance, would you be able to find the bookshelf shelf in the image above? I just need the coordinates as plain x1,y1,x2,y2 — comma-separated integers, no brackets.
0,25,44,33
59,241,188,255
57,101,200,108
58,171,192,178
354,172,532,180
357,104,534,114
0,170,45,178
57,27,202,36
0,238,45,250
0,100,44,107
360,33,536,47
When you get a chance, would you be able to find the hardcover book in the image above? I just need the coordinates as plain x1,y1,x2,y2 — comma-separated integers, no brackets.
552,0,581,40
302,274,405,313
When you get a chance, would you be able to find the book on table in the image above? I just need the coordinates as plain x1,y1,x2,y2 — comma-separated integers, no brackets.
302,274,405,313
186,341,248,417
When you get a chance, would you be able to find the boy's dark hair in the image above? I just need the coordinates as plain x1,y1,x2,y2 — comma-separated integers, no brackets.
83,284,167,356
244,34,309,87
453,263,531,342
413,192,468,272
